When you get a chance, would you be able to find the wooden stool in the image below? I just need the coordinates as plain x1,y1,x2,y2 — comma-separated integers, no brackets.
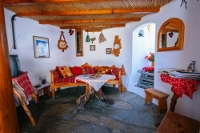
145,88,169,112
157,111,200,133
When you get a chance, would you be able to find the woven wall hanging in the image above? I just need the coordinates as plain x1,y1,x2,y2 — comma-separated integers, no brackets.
99,32,106,44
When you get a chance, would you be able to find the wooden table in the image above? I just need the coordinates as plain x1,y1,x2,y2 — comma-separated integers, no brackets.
75,74,116,109
157,111,200,133
34,82,51,101
160,74,200,112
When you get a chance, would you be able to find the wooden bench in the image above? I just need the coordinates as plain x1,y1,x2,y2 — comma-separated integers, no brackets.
145,88,169,112
157,111,200,133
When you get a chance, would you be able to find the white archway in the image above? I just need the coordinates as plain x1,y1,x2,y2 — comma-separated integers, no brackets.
131,22,156,94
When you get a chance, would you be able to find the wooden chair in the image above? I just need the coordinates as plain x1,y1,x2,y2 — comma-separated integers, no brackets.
12,72,37,125
13,87,36,125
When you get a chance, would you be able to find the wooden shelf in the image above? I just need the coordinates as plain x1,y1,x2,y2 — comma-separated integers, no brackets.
137,70,154,89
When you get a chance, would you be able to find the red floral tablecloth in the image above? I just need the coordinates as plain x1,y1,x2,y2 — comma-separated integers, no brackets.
160,74,200,99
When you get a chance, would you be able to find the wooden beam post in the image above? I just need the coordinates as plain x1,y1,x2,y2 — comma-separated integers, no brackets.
0,1,20,132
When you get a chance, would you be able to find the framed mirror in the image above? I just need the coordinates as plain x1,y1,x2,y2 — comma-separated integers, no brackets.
157,18,185,52
75,30,83,56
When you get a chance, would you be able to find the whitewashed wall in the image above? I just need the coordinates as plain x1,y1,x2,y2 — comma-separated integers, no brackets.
4,0,200,121
4,9,127,85
126,0,200,121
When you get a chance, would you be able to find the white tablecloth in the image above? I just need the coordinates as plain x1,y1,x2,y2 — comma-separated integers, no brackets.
75,74,116,91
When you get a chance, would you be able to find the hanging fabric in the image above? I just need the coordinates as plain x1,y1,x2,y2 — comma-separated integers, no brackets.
85,31,90,42
99,32,106,44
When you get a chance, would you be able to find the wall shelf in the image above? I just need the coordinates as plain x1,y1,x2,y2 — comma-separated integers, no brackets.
137,70,154,89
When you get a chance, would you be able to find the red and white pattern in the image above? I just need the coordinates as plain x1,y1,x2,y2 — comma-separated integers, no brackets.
160,74,200,99
12,72,35,102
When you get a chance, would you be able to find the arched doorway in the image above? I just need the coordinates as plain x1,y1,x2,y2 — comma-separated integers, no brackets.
131,23,156,95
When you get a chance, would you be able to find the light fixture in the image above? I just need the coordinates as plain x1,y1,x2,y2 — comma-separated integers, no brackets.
85,31,90,42
90,32,96,44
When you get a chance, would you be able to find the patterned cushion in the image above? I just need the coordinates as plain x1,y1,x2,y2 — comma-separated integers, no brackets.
97,67,109,74
58,66,73,78
97,66,113,74
93,66,100,73
82,66,96,74
12,72,35,102
70,66,83,76
53,70,61,78
111,68,119,80
54,76,76,83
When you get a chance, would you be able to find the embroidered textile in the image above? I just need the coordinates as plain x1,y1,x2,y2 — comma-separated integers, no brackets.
12,72,35,102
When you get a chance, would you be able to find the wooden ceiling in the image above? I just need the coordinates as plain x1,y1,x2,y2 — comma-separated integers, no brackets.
3,0,172,32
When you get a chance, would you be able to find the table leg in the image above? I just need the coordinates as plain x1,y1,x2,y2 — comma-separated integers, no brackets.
94,88,114,105
76,84,114,109
43,86,51,96
76,84,91,109
170,90,179,112
154,87,180,128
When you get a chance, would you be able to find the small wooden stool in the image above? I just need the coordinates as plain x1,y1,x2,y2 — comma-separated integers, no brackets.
145,88,169,112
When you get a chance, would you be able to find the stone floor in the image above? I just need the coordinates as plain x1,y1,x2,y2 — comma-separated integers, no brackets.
17,86,166,133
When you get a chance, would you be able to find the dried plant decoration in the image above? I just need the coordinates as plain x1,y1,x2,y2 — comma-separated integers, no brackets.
180,0,187,9
99,32,107,44
180,0,199,9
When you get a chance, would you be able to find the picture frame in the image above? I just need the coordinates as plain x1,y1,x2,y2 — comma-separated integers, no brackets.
90,45,95,51
75,30,84,57
106,48,112,54
33,36,50,58
186,61,195,72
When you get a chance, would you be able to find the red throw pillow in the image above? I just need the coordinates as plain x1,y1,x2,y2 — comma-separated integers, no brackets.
70,66,83,76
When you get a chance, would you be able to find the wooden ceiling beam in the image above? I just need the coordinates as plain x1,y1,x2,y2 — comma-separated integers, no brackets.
39,18,141,24
16,8,159,17
60,24,125,29
86,29,102,32
3,0,120,5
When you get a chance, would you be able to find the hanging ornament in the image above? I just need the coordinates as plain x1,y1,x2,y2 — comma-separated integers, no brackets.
99,32,106,44
69,29,74,35
90,32,96,44
112,35,122,57
57,31,69,52
168,32,173,38
85,31,90,42
147,25,151,33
